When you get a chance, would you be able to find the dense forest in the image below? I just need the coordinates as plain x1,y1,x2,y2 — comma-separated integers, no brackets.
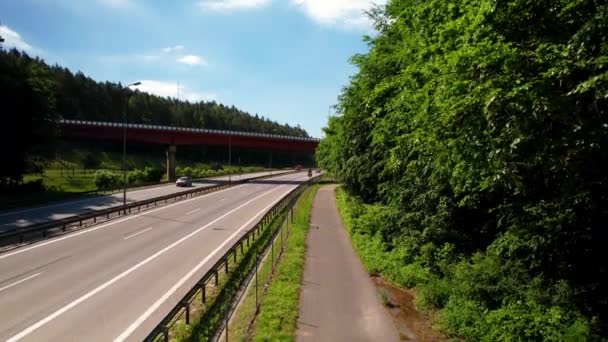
0,43,309,185
318,0,607,340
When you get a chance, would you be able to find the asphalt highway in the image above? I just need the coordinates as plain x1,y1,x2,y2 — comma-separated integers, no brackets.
0,170,291,231
0,171,310,341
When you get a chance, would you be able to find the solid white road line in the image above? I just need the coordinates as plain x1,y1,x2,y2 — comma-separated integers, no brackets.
0,173,303,260
0,273,42,293
185,208,201,215
123,227,153,240
0,180,260,260
6,185,287,342
114,186,296,341
0,171,289,218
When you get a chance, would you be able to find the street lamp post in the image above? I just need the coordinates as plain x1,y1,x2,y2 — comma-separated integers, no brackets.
228,133,232,183
123,81,141,210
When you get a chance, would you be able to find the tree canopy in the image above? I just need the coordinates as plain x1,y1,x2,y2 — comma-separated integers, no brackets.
318,0,607,339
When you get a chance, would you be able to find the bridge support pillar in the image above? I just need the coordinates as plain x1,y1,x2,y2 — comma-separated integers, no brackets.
166,145,177,181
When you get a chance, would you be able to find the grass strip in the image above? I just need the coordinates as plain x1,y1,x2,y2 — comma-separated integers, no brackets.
228,184,321,341
166,187,306,341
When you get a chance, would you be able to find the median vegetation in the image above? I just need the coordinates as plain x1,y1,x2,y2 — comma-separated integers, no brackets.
318,0,607,340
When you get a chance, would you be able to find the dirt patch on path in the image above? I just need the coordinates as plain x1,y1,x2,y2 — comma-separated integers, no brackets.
372,276,448,342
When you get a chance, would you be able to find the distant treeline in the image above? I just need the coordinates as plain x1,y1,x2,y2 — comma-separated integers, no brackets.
0,45,309,186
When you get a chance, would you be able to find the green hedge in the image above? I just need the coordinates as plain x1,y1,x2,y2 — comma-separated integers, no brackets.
335,188,596,341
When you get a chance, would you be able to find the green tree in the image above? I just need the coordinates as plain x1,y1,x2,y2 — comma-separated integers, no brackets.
318,0,608,339
0,49,58,186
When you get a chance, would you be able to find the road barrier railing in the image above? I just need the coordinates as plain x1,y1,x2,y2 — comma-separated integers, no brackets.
0,170,301,247
143,174,321,342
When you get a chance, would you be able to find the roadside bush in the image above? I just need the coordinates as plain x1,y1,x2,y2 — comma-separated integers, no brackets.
336,186,602,340
127,167,163,184
22,179,45,193
144,166,163,182
94,170,121,190
209,162,223,171
127,169,145,184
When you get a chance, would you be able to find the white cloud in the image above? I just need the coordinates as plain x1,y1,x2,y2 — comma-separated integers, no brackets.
0,25,35,52
134,80,216,102
178,54,207,66
198,0,271,12
163,45,184,53
291,0,387,30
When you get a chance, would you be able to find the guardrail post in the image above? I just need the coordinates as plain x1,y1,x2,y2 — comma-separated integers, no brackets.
225,258,229,273
93,216,96,223
163,326,169,342
202,283,207,304
62,223,66,232
233,250,237,263
215,270,219,286
255,247,259,308
184,302,190,324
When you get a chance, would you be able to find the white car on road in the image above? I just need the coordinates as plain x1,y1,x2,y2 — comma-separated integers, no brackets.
175,176,192,187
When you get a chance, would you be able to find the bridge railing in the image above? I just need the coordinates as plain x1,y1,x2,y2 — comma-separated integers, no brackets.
60,119,321,142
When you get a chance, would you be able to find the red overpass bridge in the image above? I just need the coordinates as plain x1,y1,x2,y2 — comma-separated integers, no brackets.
60,120,320,180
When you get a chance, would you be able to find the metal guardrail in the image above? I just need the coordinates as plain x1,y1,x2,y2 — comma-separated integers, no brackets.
143,175,321,342
0,171,300,246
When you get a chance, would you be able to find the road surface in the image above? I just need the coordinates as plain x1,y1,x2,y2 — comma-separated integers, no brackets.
0,170,291,231
0,171,311,341
297,185,399,341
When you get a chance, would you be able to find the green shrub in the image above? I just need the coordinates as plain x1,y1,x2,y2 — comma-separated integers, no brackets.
126,167,163,184
209,162,223,171
94,170,120,190
440,297,488,339
127,169,145,184
417,275,454,310
20,179,45,193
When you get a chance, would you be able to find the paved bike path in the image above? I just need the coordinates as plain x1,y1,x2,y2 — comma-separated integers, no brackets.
297,185,399,342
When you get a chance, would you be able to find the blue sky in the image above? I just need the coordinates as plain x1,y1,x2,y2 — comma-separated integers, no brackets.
0,0,385,137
